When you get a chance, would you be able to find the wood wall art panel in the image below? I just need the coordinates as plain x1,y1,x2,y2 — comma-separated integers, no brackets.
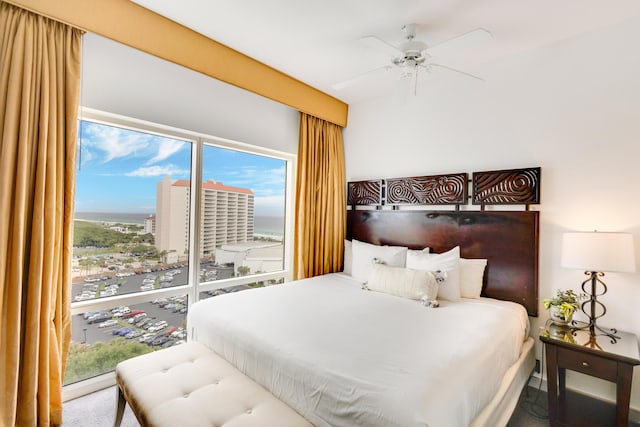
347,180,383,206
386,173,467,205
472,167,541,205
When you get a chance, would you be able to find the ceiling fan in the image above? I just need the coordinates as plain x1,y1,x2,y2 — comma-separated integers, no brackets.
332,23,492,93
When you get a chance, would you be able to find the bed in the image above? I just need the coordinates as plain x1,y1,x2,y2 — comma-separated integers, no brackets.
189,167,540,426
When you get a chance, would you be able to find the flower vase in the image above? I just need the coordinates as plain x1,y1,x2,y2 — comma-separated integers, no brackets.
549,305,572,326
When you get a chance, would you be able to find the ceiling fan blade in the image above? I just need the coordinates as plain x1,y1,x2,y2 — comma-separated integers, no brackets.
331,66,393,90
359,35,402,56
429,63,484,81
426,28,492,57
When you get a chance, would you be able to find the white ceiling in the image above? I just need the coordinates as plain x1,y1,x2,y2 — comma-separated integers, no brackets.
130,0,640,105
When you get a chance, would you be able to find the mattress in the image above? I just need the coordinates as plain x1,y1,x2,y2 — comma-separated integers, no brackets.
188,273,530,427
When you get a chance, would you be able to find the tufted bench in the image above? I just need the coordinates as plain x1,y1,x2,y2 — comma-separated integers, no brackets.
114,341,313,427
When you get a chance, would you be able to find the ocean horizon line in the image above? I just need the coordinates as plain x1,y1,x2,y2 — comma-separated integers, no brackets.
74,211,285,235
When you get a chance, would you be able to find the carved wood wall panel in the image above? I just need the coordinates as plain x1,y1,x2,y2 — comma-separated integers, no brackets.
386,173,468,205
347,167,540,207
347,180,383,206
472,167,541,205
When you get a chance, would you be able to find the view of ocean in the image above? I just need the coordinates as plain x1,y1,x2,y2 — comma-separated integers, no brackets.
74,212,284,238
254,215,285,238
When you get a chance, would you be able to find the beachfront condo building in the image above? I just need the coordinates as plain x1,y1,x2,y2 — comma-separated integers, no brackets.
144,215,156,236
155,176,254,258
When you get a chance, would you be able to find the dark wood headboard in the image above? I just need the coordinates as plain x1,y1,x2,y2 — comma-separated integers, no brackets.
346,210,539,316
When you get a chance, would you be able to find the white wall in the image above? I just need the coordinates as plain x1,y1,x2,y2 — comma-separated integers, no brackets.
81,33,299,154
344,16,640,410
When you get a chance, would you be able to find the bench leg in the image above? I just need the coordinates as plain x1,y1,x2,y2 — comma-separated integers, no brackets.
114,385,126,427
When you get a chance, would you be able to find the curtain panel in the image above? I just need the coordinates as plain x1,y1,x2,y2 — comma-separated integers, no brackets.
294,112,346,280
0,2,82,426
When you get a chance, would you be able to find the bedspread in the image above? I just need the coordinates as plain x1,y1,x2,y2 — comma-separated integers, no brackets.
188,273,529,427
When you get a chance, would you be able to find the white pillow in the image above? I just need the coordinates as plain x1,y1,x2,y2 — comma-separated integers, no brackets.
459,258,488,299
406,247,430,258
367,263,438,301
343,240,352,275
406,246,461,301
351,239,408,283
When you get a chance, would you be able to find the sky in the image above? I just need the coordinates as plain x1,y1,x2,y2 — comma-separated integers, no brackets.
75,120,286,216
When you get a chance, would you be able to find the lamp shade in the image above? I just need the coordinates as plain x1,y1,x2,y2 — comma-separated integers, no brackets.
561,232,636,273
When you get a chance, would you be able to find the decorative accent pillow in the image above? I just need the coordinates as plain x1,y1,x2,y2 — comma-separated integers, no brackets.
343,240,352,275
406,247,430,258
366,263,438,301
406,246,461,301
459,258,488,299
351,239,408,283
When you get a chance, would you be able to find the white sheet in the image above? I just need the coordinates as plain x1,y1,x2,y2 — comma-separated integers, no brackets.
188,273,529,427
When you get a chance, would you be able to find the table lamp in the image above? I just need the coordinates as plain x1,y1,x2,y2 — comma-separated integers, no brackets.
561,231,636,342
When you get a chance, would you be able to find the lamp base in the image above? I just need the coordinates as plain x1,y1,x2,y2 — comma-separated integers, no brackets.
570,271,619,345
570,320,619,345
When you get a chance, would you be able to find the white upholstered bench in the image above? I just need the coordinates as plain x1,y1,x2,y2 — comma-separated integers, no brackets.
114,341,313,427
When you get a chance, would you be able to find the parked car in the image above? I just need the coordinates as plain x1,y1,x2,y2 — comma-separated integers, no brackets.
148,321,168,332
111,306,129,315
171,329,187,340
115,327,133,336
112,308,131,318
149,334,172,346
112,326,130,335
128,313,147,324
98,319,118,328
125,330,144,339
136,317,153,329
87,313,111,324
138,333,155,343
123,310,145,318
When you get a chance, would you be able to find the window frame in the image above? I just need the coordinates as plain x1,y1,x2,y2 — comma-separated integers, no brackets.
64,107,296,400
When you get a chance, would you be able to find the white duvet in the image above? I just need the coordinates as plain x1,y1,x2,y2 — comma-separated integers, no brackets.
188,273,529,427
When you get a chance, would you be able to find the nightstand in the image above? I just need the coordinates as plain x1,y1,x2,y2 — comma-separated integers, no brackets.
540,325,640,427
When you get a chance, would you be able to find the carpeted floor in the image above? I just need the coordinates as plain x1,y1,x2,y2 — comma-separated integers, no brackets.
63,386,139,427
63,384,551,427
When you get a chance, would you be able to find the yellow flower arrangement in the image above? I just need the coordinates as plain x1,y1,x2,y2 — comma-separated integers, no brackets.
543,289,586,322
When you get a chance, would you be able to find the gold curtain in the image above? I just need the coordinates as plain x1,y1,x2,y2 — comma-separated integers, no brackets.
0,2,82,426
294,112,346,280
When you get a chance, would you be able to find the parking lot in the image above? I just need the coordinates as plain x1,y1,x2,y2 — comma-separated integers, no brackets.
72,299,188,348
70,262,239,348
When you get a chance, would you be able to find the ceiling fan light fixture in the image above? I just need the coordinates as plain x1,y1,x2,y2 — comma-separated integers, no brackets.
333,24,489,91
392,54,426,68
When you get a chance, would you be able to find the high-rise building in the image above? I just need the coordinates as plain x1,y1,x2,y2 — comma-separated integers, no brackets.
156,176,254,258
144,215,156,235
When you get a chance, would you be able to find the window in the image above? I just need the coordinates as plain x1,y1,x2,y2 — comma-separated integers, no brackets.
198,144,286,296
65,110,293,395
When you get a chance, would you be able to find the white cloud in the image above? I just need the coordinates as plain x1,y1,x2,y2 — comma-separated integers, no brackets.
82,122,151,162
125,164,189,177
147,139,188,164
80,121,188,165
206,166,286,197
